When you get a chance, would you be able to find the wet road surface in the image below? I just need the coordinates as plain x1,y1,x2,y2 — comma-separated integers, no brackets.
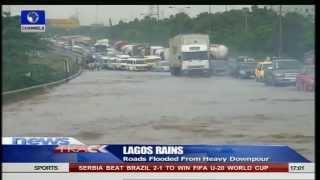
3,70,315,161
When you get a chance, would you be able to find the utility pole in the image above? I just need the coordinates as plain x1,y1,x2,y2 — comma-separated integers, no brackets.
149,5,159,20
95,5,98,25
209,5,213,43
8,6,11,16
169,6,191,15
75,8,79,22
244,9,248,33
156,5,160,22
279,5,282,57
3,6,11,17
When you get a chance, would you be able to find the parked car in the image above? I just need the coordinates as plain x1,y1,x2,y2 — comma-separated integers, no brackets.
255,61,272,82
264,58,303,86
152,61,170,72
296,65,314,91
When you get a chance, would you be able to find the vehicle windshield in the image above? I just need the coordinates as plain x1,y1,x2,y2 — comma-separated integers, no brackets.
182,51,208,60
160,61,169,66
263,64,272,69
135,60,145,64
240,62,257,69
213,60,227,67
275,60,302,69
95,45,107,52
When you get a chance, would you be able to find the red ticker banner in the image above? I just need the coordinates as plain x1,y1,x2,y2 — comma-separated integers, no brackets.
69,163,288,172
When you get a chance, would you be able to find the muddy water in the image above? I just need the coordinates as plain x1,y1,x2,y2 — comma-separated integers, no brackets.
2,71,315,161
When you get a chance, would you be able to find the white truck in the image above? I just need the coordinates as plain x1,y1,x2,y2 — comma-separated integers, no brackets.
94,39,109,54
209,44,228,59
95,39,109,47
169,34,211,76
209,44,229,75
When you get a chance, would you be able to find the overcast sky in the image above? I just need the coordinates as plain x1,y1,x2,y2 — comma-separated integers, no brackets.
3,5,251,26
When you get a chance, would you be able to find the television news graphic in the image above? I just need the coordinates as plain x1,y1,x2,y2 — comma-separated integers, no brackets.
2,137,314,175
20,10,46,32
2,137,84,145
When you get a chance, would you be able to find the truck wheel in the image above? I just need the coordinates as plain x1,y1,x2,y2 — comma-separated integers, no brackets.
264,78,270,86
170,67,177,76
176,67,182,76
296,82,302,91
204,71,211,77
303,83,308,91
271,77,277,86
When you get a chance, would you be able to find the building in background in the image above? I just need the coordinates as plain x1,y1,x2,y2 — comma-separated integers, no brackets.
47,17,80,29
57,35,92,46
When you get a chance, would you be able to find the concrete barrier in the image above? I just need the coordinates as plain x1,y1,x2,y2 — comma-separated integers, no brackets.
2,68,82,96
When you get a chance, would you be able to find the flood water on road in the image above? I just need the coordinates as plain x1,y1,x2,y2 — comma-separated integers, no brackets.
2,70,315,161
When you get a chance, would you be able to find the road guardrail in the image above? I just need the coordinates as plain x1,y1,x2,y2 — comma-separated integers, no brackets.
2,67,82,96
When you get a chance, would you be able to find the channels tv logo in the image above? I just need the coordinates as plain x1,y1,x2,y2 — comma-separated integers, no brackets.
27,11,40,23
20,10,45,32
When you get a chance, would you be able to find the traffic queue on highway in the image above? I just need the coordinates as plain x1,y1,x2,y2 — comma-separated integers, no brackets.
51,35,314,92
228,56,314,92
85,39,170,72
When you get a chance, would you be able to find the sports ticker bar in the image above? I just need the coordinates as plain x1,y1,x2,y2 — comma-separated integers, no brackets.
2,163,314,173
69,163,289,172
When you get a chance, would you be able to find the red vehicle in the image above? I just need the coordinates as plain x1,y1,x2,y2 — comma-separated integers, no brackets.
296,65,314,91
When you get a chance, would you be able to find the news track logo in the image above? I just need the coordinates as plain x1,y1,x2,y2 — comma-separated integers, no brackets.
20,10,45,32
54,145,108,153
2,137,84,145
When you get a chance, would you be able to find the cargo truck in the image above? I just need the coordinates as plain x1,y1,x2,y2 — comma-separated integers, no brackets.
169,34,211,76
209,44,229,75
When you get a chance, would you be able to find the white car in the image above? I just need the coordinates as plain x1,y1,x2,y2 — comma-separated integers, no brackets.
99,56,110,69
115,55,130,70
107,57,118,70
144,55,161,69
152,61,170,72
126,58,150,71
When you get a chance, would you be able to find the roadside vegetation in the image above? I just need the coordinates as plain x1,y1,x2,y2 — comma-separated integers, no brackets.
108,6,314,59
49,5,314,60
2,15,76,92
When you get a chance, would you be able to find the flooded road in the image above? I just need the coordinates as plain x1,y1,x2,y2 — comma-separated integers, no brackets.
3,70,314,161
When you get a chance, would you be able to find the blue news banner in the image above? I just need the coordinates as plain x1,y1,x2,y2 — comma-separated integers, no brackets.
3,144,310,163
